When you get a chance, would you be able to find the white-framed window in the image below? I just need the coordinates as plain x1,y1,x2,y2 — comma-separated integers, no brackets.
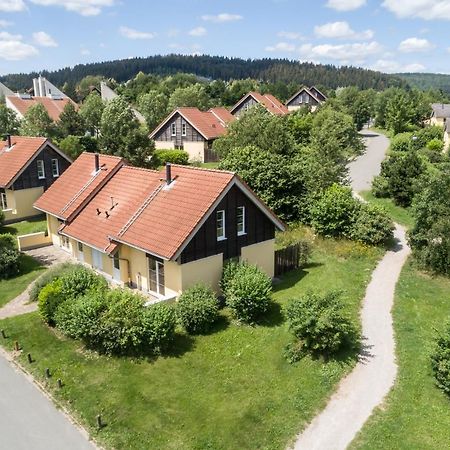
77,241,84,262
237,206,246,236
171,123,176,136
51,158,59,177
37,160,45,179
0,192,7,210
216,210,226,241
181,122,187,136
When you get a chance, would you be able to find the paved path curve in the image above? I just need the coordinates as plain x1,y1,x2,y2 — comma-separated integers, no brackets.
293,130,411,450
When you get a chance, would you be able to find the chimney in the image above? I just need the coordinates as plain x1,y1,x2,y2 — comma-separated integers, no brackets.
6,134,11,149
94,153,100,172
166,163,172,185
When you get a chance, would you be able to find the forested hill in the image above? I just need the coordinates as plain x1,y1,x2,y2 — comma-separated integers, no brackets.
1,54,405,91
396,73,450,93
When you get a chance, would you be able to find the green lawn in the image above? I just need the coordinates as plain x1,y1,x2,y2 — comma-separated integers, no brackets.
351,261,450,450
0,216,47,236
0,237,383,450
199,162,220,169
361,191,415,229
0,255,45,308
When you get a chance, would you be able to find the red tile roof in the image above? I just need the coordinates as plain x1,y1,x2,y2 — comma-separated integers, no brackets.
34,153,124,220
6,95,76,122
150,107,235,141
0,136,48,188
231,92,289,116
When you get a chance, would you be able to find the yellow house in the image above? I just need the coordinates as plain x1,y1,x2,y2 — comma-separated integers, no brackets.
430,103,450,127
0,135,71,223
35,153,285,300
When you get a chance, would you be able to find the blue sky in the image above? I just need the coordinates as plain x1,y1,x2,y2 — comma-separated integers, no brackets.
1,0,450,76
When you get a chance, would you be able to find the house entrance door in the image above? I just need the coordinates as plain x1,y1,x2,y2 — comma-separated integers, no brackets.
148,257,165,296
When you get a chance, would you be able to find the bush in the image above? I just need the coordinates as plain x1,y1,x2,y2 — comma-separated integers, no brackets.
284,291,358,361
220,260,240,295
0,233,20,279
426,138,444,153
310,184,359,238
431,320,450,396
29,262,77,302
152,149,189,167
177,284,219,334
141,303,177,353
0,209,4,226
59,266,107,300
390,132,412,152
372,175,390,198
350,203,394,245
0,233,16,249
225,263,272,323
38,279,64,324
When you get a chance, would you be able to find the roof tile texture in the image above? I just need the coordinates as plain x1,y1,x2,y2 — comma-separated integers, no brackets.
7,96,76,122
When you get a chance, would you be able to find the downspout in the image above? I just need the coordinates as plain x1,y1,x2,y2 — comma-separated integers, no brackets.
108,255,132,287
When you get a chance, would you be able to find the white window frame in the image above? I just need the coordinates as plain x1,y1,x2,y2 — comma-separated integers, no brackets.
171,123,176,136
37,160,45,179
51,158,59,177
181,122,187,137
216,210,226,241
237,206,246,236
77,241,84,262
0,192,7,210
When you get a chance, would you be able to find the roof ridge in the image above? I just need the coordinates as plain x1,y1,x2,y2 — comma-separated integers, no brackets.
122,165,159,174
169,163,235,175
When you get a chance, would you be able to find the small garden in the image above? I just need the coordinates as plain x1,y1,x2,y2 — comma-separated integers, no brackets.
0,230,383,450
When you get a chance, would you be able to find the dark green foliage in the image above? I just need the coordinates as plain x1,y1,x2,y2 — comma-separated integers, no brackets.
284,291,358,360
19,103,55,138
56,102,85,137
141,303,177,353
0,209,4,226
431,320,450,396
79,92,104,136
152,149,189,167
59,266,107,300
0,233,20,279
176,284,219,334
426,138,444,153
0,103,20,135
58,135,98,160
390,133,412,152
220,260,240,295
350,204,394,246
29,262,77,302
286,107,314,144
38,279,64,324
225,262,272,323
372,175,390,198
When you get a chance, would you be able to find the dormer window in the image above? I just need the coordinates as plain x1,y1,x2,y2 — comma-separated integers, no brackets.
171,123,176,136
182,122,187,136
37,160,45,179
216,210,226,241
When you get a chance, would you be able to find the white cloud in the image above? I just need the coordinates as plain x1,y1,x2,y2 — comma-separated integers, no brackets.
0,0,25,12
398,37,433,52
383,0,450,20
33,31,57,47
314,21,373,40
277,31,303,40
265,42,296,52
119,26,156,40
201,13,243,23
189,26,206,37
371,59,426,73
326,0,366,11
29,0,114,16
0,32,38,60
299,41,382,62
0,20,13,27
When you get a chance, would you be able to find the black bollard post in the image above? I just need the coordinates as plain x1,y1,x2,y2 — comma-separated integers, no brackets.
45,368,51,378
1,329,6,339
27,353,32,363
14,341,19,351
57,378,63,389
96,414,103,429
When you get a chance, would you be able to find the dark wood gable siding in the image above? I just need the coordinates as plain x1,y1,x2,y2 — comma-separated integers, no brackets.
310,87,326,102
286,90,319,107
232,96,260,117
180,184,275,264
153,113,205,146
12,145,70,191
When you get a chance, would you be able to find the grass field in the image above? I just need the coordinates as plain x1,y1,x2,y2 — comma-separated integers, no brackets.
0,255,44,308
0,216,47,236
360,191,414,229
351,262,450,449
0,235,383,450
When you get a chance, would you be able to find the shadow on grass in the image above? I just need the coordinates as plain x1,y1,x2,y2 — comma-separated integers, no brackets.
259,301,284,328
18,254,45,275
273,262,324,292
159,332,196,359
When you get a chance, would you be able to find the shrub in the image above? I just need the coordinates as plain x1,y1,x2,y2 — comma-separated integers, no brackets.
350,203,394,245
177,284,219,334
0,233,16,249
29,262,77,302
431,320,450,396
152,149,189,167
225,263,272,323
141,303,177,353
426,138,444,153
0,208,4,226
38,279,64,324
59,266,107,300
390,132,412,152
284,291,358,361
372,175,390,198
0,233,20,279
220,260,241,295
310,184,359,238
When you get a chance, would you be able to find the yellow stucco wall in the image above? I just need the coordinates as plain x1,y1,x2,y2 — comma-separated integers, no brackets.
179,253,224,293
430,117,445,127
17,232,52,251
120,244,149,291
10,187,44,220
184,141,206,163
154,141,175,150
240,239,275,279
47,214,61,247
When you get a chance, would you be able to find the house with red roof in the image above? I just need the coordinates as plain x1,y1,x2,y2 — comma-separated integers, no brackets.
150,107,235,163
230,91,289,118
285,86,327,112
35,154,285,299
0,135,71,223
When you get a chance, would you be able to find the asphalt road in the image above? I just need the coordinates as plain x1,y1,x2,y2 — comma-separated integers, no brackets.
0,350,95,449
348,130,390,193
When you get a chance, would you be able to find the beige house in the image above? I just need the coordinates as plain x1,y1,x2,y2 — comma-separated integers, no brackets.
430,103,450,127
0,136,71,223
35,153,285,300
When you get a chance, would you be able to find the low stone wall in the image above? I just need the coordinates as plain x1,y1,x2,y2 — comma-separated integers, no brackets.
17,232,52,251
